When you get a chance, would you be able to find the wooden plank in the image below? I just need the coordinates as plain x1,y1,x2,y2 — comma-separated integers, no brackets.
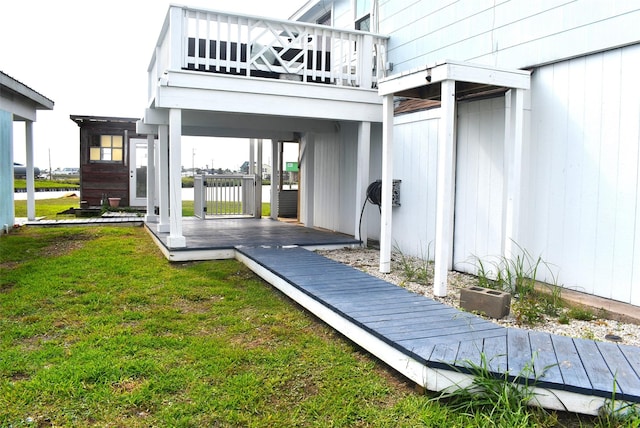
483,335,508,373
506,328,533,381
619,343,640,373
455,338,485,369
317,288,417,304
573,339,617,397
400,341,436,365
355,303,459,323
550,335,592,394
430,342,460,368
596,341,640,400
363,311,481,334
527,331,564,386
387,320,502,342
334,295,427,311
370,309,480,332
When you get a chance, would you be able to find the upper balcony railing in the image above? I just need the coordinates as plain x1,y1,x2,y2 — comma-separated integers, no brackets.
148,6,388,103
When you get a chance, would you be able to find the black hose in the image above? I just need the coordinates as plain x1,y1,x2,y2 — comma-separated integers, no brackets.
358,180,383,247
366,180,383,208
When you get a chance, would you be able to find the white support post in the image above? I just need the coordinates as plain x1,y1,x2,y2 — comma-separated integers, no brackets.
503,88,525,260
167,109,185,247
355,121,371,245
359,35,374,89
249,139,255,175
379,95,394,273
301,133,315,227
145,133,158,222
255,139,263,218
433,79,457,297
157,124,170,233
270,139,279,220
25,121,35,221
169,6,185,70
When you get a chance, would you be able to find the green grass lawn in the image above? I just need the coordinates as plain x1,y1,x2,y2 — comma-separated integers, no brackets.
0,225,631,425
14,197,80,219
15,198,268,220
14,178,79,190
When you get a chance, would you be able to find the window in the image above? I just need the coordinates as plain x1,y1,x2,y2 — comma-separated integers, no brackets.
355,0,371,31
90,135,123,162
317,12,331,26
356,15,370,31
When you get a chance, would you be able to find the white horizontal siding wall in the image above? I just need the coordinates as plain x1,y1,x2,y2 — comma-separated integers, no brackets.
379,0,640,74
388,110,439,258
522,44,640,305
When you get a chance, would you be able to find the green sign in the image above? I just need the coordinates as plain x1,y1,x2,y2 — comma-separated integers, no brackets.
285,162,299,172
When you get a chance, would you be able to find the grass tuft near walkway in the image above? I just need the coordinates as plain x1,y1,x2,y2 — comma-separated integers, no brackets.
0,226,622,427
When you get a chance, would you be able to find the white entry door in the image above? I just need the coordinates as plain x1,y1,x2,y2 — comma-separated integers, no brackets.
129,138,148,207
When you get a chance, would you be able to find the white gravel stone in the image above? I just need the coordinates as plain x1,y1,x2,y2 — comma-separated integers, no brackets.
316,247,640,347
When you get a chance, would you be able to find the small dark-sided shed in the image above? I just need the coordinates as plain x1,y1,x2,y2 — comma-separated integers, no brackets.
70,115,143,207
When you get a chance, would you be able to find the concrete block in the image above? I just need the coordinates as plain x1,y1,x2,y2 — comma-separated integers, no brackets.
460,286,511,319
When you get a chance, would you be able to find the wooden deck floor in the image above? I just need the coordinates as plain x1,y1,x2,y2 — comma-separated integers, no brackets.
145,217,360,261
236,246,640,416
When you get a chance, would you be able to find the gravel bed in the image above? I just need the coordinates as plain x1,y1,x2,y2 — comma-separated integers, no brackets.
316,248,640,347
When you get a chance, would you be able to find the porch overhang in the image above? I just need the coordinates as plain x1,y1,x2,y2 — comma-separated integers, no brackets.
153,70,383,124
378,60,530,98
377,60,531,297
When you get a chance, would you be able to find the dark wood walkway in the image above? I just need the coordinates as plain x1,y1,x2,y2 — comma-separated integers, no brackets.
237,246,640,414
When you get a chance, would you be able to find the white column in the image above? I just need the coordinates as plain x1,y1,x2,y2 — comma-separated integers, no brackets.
157,124,170,233
249,139,255,175
270,139,279,220
355,121,371,245
301,133,315,227
167,108,185,247
168,6,184,70
25,121,36,221
379,95,394,273
503,88,525,260
433,79,457,297
255,139,263,218
145,133,158,222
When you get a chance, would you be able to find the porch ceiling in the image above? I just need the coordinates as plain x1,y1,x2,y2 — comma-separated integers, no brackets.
378,60,531,99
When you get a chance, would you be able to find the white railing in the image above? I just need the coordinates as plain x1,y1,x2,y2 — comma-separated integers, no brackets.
148,6,388,101
194,174,256,218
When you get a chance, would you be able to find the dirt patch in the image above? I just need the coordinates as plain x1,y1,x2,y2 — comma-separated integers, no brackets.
40,233,95,258
113,378,146,394
173,295,222,314
0,282,16,293
10,371,31,382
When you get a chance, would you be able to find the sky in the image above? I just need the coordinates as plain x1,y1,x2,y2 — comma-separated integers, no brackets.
1,0,308,171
